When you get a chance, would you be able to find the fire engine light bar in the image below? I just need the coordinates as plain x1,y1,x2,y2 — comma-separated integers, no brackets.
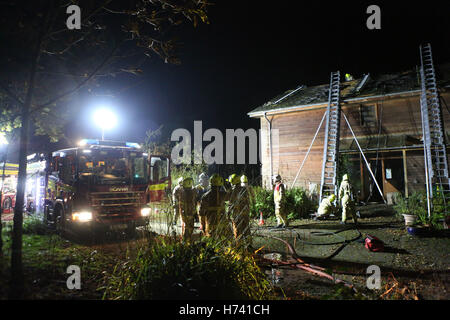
78,139,141,149
125,142,141,149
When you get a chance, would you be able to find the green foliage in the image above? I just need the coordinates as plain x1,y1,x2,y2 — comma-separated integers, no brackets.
103,238,274,300
250,186,274,219
170,151,208,188
394,190,448,229
250,186,316,219
22,216,51,235
284,188,317,219
393,192,426,217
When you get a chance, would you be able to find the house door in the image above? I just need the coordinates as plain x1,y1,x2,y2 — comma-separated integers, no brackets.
382,158,404,202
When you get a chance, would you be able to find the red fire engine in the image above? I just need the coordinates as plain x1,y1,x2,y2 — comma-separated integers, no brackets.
32,139,170,236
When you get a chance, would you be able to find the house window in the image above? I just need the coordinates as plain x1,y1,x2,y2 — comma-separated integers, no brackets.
360,104,377,128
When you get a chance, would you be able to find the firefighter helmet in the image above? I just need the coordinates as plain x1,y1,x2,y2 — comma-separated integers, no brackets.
182,177,193,188
328,194,336,202
229,174,240,185
342,174,349,181
210,174,224,187
240,175,248,184
273,174,282,183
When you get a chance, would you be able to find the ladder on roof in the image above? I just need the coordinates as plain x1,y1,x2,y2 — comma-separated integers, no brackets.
319,71,341,204
419,43,449,217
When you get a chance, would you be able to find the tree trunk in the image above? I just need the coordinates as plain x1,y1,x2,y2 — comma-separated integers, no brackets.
0,153,7,256
9,18,45,299
9,105,30,299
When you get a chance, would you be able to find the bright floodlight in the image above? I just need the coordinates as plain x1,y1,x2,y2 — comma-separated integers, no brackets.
0,132,8,145
93,108,117,140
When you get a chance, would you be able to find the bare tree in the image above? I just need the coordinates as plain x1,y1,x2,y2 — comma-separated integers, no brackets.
0,0,209,298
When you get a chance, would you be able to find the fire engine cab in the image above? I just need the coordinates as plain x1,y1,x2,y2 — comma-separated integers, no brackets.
34,139,170,237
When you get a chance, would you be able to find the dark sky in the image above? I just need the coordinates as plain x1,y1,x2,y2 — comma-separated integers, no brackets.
40,1,450,149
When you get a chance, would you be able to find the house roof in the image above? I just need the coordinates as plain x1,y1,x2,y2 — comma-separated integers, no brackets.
248,63,450,117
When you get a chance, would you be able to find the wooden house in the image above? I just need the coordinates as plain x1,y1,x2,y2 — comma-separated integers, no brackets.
248,64,450,203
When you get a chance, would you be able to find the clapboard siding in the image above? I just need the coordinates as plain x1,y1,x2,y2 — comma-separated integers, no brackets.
258,91,450,193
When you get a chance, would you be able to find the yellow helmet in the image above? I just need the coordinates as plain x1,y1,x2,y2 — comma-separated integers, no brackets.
328,194,336,202
240,175,248,184
210,174,224,187
229,174,240,185
342,174,349,181
182,177,193,188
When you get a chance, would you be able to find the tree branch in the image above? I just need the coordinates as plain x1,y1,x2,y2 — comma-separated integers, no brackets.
0,81,24,106
30,43,120,115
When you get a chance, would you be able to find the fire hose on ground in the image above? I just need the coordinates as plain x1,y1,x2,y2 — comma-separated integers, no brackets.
257,226,367,295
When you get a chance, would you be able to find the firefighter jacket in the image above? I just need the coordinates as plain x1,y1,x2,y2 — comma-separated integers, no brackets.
198,186,229,237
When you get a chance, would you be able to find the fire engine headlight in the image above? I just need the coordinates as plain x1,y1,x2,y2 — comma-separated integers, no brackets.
141,207,151,217
72,211,93,222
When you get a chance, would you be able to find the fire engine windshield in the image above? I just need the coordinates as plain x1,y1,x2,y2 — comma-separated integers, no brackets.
78,149,147,184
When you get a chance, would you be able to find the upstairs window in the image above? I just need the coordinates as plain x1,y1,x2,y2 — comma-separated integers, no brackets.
360,104,377,128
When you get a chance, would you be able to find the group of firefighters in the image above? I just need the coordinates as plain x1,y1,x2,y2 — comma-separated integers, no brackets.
172,172,254,242
171,172,357,242
316,174,358,224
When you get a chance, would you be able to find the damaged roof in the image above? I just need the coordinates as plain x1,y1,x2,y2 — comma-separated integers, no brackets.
248,63,450,116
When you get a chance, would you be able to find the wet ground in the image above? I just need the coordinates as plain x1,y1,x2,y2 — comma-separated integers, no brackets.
251,205,450,299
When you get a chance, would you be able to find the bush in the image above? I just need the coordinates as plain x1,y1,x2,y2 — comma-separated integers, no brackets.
285,188,317,219
250,186,274,219
250,186,317,219
22,215,51,235
103,238,273,300
394,190,448,229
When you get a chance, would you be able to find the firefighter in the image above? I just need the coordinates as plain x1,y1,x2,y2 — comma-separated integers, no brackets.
172,177,183,226
179,177,197,241
198,174,229,238
316,194,337,220
195,172,209,229
273,174,288,228
339,174,357,224
240,175,248,187
228,174,251,241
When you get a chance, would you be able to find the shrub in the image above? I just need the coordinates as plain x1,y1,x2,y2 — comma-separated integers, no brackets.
22,215,51,235
103,238,273,300
285,188,316,219
250,186,274,219
394,190,448,229
250,186,317,219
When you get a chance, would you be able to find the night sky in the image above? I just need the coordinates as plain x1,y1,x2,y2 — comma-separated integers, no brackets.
29,1,450,153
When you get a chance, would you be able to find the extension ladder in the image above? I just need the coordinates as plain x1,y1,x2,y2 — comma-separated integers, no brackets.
319,71,341,204
419,43,449,216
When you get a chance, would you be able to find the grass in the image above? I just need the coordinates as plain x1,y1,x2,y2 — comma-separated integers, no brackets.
1,216,276,300
0,219,117,299
102,237,275,300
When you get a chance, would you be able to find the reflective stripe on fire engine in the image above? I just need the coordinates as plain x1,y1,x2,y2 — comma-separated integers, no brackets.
148,183,168,191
